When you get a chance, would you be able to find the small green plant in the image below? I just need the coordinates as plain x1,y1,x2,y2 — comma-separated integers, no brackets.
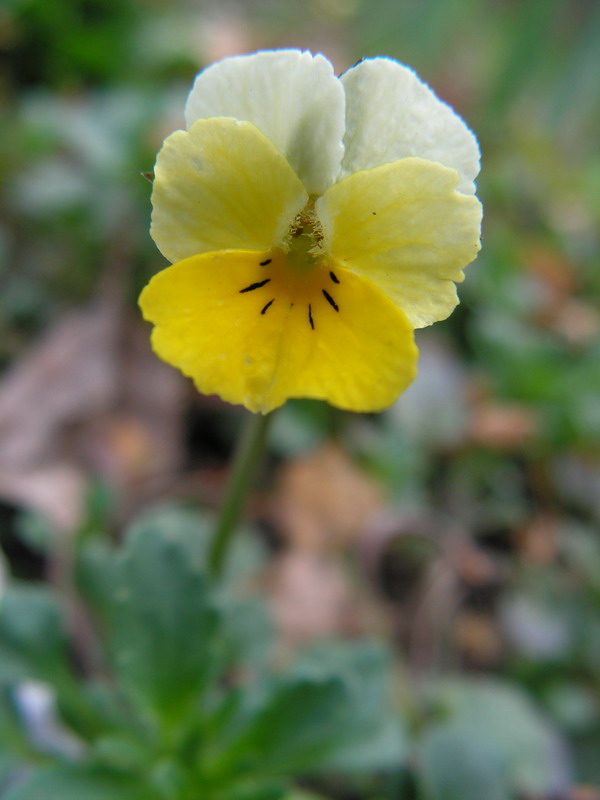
0,506,405,799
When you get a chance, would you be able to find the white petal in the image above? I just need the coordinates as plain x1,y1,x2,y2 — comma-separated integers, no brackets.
340,58,480,195
184,49,345,195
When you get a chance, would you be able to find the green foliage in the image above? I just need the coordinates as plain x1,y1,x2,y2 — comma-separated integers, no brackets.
3,766,154,800
0,586,66,684
109,512,219,724
1,507,566,799
418,680,568,800
0,507,400,799
420,724,509,800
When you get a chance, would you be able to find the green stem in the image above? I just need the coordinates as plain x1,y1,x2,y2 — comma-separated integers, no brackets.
208,411,272,579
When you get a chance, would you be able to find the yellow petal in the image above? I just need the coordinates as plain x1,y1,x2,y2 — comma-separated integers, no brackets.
139,249,417,414
150,118,308,264
317,157,483,328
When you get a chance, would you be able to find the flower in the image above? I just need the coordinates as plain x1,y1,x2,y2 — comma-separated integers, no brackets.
140,50,482,414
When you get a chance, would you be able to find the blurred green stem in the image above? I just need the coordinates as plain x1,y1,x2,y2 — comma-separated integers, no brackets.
208,411,272,579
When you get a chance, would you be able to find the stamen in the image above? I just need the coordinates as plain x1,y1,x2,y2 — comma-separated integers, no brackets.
322,289,339,312
308,304,315,330
329,271,340,284
260,258,272,266
261,298,275,315
240,278,271,293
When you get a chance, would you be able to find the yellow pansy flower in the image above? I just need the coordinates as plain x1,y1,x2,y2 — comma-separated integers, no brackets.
140,50,482,414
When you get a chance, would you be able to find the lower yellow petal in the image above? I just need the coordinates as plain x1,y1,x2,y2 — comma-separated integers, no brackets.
139,249,417,413
317,157,482,328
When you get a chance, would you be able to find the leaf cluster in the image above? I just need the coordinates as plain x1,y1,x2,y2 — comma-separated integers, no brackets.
0,507,405,800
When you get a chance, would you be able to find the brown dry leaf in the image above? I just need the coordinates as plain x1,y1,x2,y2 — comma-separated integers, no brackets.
85,318,186,507
551,298,600,346
446,536,498,586
526,243,576,315
0,302,185,530
270,442,383,553
267,444,387,646
569,789,600,800
469,401,538,450
453,611,504,667
269,552,354,647
516,515,559,564
404,559,460,673
357,511,435,579
195,8,258,64
0,304,119,470
524,245,600,345
0,464,86,533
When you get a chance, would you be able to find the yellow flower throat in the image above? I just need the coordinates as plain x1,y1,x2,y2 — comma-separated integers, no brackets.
236,200,340,332
285,199,324,272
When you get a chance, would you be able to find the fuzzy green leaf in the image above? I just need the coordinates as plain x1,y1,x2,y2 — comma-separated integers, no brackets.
3,765,156,800
108,507,220,724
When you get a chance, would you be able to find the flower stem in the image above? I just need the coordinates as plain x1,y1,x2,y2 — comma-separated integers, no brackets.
208,411,272,579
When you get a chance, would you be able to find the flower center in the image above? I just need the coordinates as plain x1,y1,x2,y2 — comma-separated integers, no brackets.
284,199,324,272
237,246,342,332
234,201,343,331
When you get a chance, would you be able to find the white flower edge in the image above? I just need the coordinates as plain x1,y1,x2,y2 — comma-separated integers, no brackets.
184,49,345,196
184,50,480,197
340,57,480,195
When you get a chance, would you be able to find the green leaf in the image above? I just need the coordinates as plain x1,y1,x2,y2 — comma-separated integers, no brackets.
107,503,270,726
108,507,220,724
0,688,36,791
207,643,406,780
217,596,273,674
75,539,119,623
418,679,569,799
13,510,53,555
3,766,156,800
419,722,510,800
216,781,288,800
0,586,108,741
291,642,408,772
207,673,349,778
0,586,67,684
0,752,22,796
92,733,151,772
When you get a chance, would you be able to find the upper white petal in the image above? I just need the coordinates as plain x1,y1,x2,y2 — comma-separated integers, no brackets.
340,58,480,195
184,49,345,196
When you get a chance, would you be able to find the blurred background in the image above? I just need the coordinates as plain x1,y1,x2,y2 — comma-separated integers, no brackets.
1,0,600,798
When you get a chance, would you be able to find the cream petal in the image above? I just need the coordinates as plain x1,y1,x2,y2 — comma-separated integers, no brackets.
317,157,482,328
184,49,345,196
340,58,480,195
150,118,308,263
